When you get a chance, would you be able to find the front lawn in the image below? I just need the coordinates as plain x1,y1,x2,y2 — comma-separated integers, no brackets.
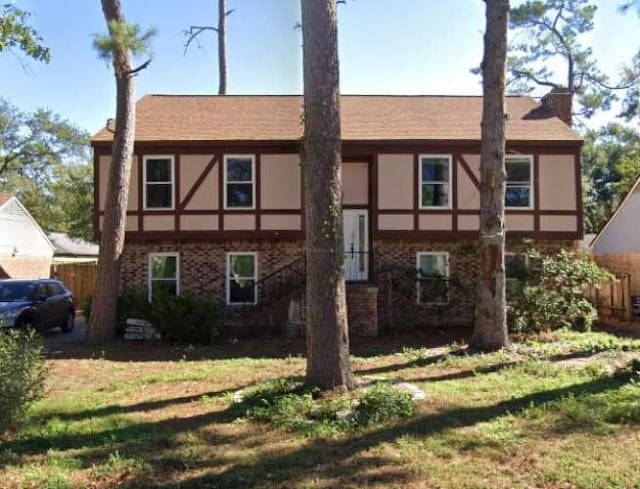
2,330,640,488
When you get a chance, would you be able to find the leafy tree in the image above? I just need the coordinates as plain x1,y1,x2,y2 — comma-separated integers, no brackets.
300,0,354,390
0,4,49,63
507,0,640,120
89,0,154,342
183,0,233,95
582,123,640,233
471,0,511,351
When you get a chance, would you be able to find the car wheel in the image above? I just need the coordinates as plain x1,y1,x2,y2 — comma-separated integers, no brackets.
61,311,74,333
18,318,35,333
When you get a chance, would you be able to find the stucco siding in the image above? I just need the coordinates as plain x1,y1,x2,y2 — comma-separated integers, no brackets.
224,214,256,230
98,156,137,211
261,214,301,231
378,214,413,230
418,214,452,231
539,154,576,210
343,162,368,205
458,155,481,210
144,215,175,231
378,154,413,209
540,215,578,232
593,193,640,255
261,154,301,210
181,154,218,210
181,215,218,231
506,214,534,231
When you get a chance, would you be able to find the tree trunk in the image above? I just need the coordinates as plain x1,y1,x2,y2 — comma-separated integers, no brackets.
300,0,354,391
88,0,136,341
217,0,227,95
471,0,510,351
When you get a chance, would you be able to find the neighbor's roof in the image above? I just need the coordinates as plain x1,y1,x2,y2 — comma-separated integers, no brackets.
47,232,99,257
0,193,15,208
91,95,582,144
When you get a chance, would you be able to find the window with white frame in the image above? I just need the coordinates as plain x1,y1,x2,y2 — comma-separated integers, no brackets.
505,156,533,208
420,155,451,208
224,155,255,209
227,252,257,305
148,253,179,302
416,252,449,304
505,253,529,300
144,156,174,209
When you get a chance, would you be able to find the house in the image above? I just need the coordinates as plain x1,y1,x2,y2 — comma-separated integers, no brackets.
592,175,640,302
0,193,54,279
91,91,583,335
48,232,99,264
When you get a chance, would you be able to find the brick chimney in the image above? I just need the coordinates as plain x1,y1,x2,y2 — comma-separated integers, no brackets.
540,88,573,127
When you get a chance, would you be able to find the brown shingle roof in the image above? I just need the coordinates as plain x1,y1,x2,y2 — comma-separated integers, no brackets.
0,193,15,208
91,95,582,143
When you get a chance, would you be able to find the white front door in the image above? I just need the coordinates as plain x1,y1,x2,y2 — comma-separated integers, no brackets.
343,209,368,282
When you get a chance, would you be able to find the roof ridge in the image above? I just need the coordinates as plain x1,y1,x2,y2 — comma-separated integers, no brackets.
143,93,531,99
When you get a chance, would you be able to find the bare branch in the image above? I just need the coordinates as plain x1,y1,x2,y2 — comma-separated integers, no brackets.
127,58,151,75
183,25,217,55
225,9,234,17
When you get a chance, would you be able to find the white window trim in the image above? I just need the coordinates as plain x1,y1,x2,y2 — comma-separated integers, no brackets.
143,155,175,210
505,155,534,210
416,251,450,305
226,252,258,305
419,154,452,210
224,154,256,210
147,252,180,302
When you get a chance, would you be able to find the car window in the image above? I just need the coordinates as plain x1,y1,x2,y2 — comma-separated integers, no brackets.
47,283,63,296
33,284,50,299
0,282,34,302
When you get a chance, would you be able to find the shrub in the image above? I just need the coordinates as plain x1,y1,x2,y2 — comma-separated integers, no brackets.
116,288,152,336
0,331,47,437
354,383,416,427
148,291,223,344
509,250,614,333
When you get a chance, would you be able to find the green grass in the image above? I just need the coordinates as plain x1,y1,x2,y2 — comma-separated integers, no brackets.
1,329,640,488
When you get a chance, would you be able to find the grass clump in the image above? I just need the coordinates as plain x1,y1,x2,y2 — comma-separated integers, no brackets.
0,331,47,438
233,379,416,437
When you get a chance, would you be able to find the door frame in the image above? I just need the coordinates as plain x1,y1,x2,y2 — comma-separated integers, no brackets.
343,208,370,282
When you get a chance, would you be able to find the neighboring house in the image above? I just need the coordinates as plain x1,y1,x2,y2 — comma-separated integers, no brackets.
91,91,583,335
592,176,640,298
48,232,99,264
0,193,54,279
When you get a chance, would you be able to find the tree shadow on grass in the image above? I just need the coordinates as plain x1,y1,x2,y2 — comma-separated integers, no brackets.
5,369,629,488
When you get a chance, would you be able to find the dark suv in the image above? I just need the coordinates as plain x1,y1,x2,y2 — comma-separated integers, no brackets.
0,279,75,333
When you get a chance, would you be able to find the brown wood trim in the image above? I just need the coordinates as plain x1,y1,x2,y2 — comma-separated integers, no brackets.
125,230,304,242
343,203,369,209
534,153,540,232
99,209,302,217
371,154,378,240
574,149,584,238
218,152,224,230
255,153,261,231
174,153,181,231
452,152,459,232
413,153,419,230
374,230,582,241
137,154,144,231
179,154,218,211
93,151,99,241
457,154,480,190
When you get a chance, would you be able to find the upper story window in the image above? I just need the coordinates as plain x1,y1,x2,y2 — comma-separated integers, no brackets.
416,252,449,304
144,156,174,209
224,155,255,209
505,156,533,208
419,155,451,208
148,252,179,302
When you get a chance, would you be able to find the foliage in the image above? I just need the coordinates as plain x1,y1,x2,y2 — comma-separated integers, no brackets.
506,0,640,120
509,250,614,333
0,331,47,437
0,4,50,63
0,98,93,239
234,379,416,437
93,20,155,63
148,291,222,344
582,123,640,233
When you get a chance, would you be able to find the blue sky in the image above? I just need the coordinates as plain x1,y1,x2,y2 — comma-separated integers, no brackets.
1,0,638,135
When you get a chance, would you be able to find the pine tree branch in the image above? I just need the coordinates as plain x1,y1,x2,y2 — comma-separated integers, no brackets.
127,58,151,75
183,25,217,54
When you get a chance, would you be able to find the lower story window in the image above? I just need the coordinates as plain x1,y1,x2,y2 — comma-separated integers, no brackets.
417,252,449,304
148,253,179,302
227,252,257,305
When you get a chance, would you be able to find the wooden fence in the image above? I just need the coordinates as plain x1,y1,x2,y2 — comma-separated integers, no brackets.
50,262,97,309
585,274,632,321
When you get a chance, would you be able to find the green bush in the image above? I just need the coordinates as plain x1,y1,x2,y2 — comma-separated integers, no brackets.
354,383,416,427
116,288,152,336
0,331,47,437
509,250,614,333
148,291,222,344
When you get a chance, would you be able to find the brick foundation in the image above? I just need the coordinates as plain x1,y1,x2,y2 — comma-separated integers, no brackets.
346,284,378,336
